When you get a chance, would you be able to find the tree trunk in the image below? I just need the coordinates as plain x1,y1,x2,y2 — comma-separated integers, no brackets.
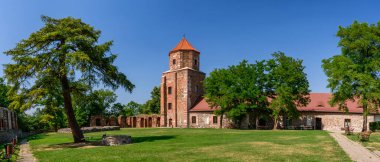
60,75,84,143
219,113,223,129
362,106,368,132
273,116,278,130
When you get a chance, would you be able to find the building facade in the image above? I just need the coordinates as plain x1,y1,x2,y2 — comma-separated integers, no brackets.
158,38,380,131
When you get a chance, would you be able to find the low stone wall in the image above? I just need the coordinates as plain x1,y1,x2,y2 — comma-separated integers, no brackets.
58,126,120,133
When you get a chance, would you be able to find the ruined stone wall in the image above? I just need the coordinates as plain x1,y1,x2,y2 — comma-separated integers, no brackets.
294,112,375,132
189,112,232,128
90,115,107,127
118,116,126,128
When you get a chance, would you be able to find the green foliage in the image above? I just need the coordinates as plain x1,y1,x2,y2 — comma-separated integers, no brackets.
204,60,270,127
204,54,309,128
0,78,11,107
369,122,380,132
322,21,380,131
267,52,310,128
4,15,134,142
73,89,117,126
140,86,160,114
124,101,141,116
17,112,40,132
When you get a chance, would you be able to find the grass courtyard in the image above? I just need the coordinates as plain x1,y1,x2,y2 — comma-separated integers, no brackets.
27,128,350,162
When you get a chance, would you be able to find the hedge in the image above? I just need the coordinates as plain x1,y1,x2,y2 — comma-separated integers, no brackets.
369,121,380,132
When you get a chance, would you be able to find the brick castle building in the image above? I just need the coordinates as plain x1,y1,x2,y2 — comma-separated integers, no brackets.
118,37,380,131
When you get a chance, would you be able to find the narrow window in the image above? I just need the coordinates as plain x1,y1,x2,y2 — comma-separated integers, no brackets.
168,103,172,110
344,119,351,127
168,87,172,95
192,116,196,123
173,59,176,65
213,116,218,124
195,85,199,93
194,59,198,65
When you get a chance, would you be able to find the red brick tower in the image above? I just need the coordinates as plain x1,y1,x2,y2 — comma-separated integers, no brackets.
160,37,205,128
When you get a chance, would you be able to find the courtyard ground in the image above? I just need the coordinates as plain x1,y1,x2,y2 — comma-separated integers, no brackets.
27,128,350,162
346,132,380,155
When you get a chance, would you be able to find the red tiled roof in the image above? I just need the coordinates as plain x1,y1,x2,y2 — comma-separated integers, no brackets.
170,37,199,53
190,98,217,112
298,93,367,113
190,93,379,114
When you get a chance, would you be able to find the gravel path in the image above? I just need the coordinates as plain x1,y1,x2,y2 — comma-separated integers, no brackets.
330,132,380,162
17,139,37,162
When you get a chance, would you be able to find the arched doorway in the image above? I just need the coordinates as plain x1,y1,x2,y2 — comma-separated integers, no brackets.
156,117,161,127
140,118,145,128
96,118,101,126
132,117,137,128
148,117,152,127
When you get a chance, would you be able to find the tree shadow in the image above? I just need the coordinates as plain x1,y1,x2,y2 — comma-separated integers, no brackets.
132,135,176,144
40,135,176,150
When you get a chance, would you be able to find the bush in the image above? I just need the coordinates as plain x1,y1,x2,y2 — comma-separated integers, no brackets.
369,121,380,132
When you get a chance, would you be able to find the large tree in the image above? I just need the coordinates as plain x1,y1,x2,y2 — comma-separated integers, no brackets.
4,16,134,142
267,52,310,129
74,89,117,126
322,21,380,132
204,60,269,128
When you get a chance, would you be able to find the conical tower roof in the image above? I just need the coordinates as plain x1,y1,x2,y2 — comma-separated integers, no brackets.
170,37,199,53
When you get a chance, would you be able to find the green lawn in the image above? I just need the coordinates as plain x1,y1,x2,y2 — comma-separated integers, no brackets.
27,128,350,162
347,132,380,152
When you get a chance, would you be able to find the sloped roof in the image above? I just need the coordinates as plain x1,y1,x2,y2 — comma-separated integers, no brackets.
190,98,217,112
298,93,367,113
190,93,379,114
170,37,199,53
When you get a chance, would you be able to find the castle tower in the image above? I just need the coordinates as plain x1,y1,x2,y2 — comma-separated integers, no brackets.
160,37,205,128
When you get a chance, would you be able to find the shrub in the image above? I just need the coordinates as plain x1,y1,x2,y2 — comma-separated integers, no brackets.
369,121,380,132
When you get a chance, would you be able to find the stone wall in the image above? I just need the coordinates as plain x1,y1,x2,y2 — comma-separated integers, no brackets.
189,112,232,128
90,115,107,127
126,114,161,128
293,112,375,132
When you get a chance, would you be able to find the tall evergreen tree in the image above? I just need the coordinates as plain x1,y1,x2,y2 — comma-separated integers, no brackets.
4,16,134,142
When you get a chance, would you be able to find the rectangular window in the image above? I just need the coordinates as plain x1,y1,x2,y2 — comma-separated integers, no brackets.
168,103,172,110
306,115,312,126
213,116,218,124
344,119,351,127
192,116,196,123
168,87,172,95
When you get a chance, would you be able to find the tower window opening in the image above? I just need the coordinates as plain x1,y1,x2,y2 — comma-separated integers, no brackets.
168,103,172,110
168,87,172,94
173,59,176,65
194,59,198,66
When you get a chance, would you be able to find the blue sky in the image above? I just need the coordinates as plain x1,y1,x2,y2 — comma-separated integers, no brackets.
1,0,380,105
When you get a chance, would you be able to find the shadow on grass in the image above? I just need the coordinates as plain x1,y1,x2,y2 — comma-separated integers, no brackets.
27,133,48,141
132,135,176,144
40,135,176,150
